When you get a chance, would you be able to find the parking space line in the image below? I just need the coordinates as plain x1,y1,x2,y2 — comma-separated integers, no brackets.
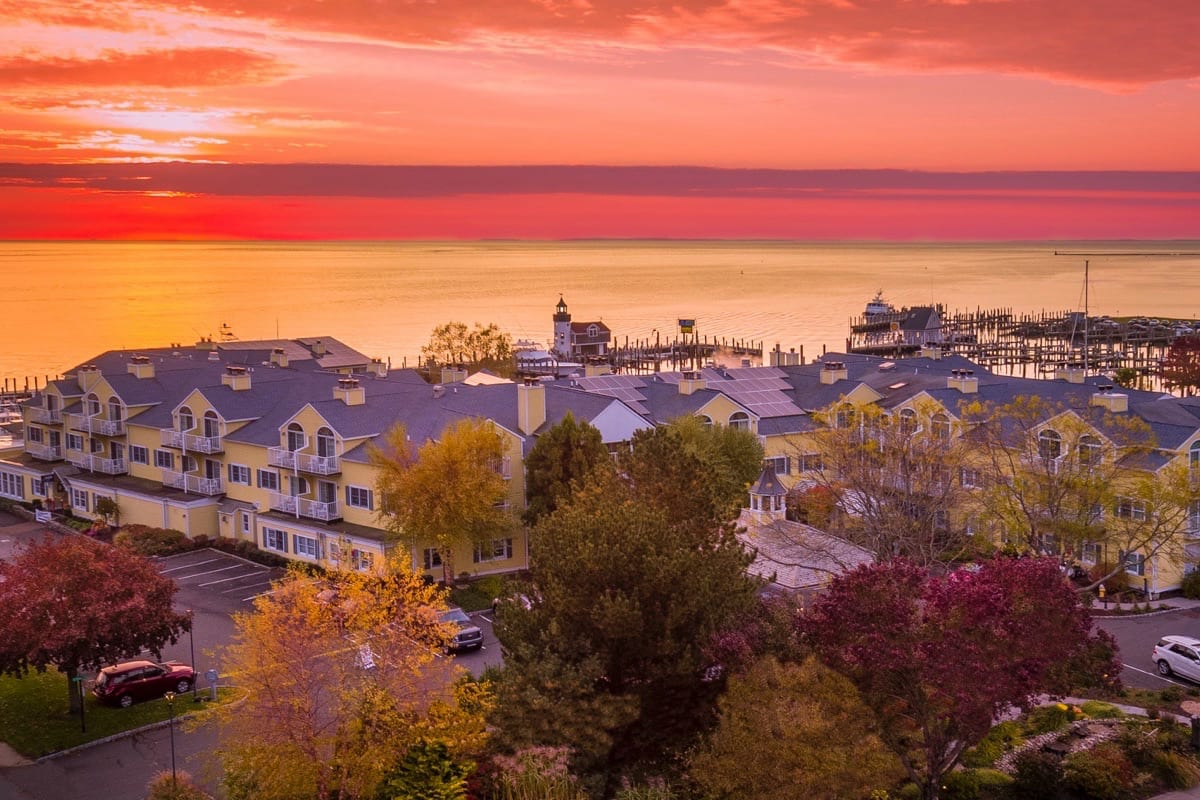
174,565,244,580
223,579,273,595
243,587,279,602
199,570,266,587
160,558,222,573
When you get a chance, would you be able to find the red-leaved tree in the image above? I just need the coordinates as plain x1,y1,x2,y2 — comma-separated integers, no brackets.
0,535,192,713
800,556,1119,800
1161,335,1200,396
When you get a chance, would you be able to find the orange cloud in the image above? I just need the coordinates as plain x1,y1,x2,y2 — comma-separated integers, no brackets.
0,48,284,88
40,0,1195,88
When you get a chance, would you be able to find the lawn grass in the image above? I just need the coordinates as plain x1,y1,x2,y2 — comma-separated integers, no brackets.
0,669,240,759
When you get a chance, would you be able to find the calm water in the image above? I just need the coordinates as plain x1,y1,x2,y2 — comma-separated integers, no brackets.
2,240,1200,385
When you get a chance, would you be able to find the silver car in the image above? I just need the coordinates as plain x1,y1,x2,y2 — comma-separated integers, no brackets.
440,606,483,653
1152,635,1200,682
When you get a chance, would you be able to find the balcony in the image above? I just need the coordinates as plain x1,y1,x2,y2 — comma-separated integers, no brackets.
267,448,339,474
26,442,63,461
296,452,340,474
27,407,62,424
161,469,224,495
64,452,127,474
65,413,125,436
268,492,340,521
267,446,296,469
159,429,223,453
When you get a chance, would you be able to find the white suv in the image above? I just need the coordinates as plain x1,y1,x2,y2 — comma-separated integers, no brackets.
1152,635,1200,681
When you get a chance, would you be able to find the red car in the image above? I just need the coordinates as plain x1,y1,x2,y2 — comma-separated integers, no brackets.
92,660,196,708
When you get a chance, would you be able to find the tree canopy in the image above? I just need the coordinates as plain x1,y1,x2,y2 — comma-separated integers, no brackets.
522,412,612,525
689,655,904,800
1161,335,1200,396
492,448,759,792
216,563,490,800
800,556,1119,800
372,419,515,582
421,321,513,373
0,534,191,712
799,399,975,566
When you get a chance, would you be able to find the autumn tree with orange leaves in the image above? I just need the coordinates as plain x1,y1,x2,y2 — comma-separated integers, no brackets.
215,562,491,800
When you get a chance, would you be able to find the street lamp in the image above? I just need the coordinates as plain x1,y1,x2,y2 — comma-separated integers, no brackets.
188,609,199,702
164,691,177,790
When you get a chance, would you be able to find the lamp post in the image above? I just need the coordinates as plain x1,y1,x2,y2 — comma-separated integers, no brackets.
188,609,199,702
652,329,660,373
164,691,177,791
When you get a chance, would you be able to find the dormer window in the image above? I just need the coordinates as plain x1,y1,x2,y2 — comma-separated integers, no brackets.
107,396,124,421
931,413,951,440
729,411,750,431
286,422,305,452
178,406,194,432
1038,429,1063,461
1078,434,1102,467
85,393,101,417
899,408,919,436
316,427,336,458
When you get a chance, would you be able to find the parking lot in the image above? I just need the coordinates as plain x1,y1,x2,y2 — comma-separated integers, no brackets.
154,549,284,606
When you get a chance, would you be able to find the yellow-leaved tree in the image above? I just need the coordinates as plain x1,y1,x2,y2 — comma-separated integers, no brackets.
215,562,491,800
372,419,515,584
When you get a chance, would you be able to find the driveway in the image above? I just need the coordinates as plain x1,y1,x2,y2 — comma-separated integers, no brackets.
1100,607,1200,691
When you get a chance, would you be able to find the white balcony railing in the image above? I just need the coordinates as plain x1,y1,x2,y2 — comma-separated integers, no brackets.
26,442,63,461
159,429,223,453
27,407,62,424
161,469,223,495
296,452,340,474
64,452,127,474
268,492,339,521
65,413,125,436
267,447,296,469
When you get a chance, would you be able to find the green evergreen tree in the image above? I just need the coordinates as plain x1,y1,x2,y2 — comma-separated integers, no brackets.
523,413,612,525
375,740,471,800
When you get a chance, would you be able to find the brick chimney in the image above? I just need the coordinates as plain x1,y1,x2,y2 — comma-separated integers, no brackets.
127,355,155,380
334,377,365,405
222,365,251,391
678,370,707,395
819,360,848,385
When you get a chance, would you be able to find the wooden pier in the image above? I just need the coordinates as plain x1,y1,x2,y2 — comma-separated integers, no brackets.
605,334,765,375
855,305,1200,389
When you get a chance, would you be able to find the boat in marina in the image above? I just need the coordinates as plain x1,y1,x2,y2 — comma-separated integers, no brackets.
864,290,895,317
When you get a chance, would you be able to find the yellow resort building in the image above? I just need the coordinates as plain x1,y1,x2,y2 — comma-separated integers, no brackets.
2,334,1198,592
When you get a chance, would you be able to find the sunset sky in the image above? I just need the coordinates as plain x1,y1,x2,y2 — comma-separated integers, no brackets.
1,0,1198,240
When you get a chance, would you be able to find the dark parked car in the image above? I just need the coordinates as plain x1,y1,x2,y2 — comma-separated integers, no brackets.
92,660,196,708
440,606,483,653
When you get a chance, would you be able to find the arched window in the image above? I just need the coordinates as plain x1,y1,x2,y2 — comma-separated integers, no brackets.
931,413,951,440
286,422,306,452
177,406,194,432
203,410,220,438
1191,440,1200,470
836,403,855,429
729,411,751,431
316,427,337,458
1038,429,1063,461
699,415,713,428
899,408,919,436
1078,434,1102,467
85,393,101,417
107,396,124,421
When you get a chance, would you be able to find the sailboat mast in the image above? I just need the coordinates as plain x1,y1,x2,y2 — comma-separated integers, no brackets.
1084,259,1089,374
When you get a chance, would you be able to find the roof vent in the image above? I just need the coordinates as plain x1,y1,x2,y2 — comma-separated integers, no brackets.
432,384,445,399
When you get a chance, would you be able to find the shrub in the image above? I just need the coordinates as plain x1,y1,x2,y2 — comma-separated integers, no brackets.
1161,685,1185,703
1024,704,1074,735
113,526,190,556
1062,743,1135,800
1080,701,1124,719
1180,570,1200,599
145,770,213,800
1091,563,1130,595
939,768,1012,800
1150,750,1200,789
963,721,1023,768
1009,750,1063,800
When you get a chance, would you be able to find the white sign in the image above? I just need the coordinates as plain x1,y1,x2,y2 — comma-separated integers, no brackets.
34,510,50,523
